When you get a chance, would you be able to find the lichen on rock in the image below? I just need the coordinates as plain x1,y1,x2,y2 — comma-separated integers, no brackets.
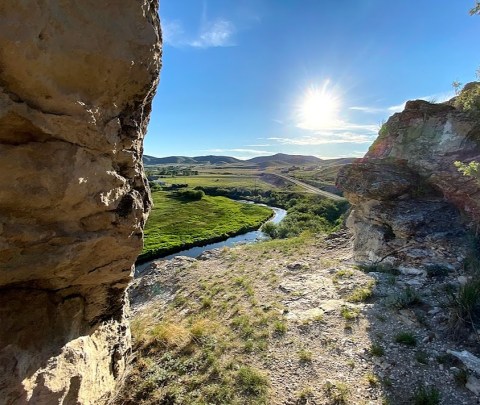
0,1,161,403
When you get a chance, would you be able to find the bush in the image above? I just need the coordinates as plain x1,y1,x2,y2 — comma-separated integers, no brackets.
261,222,278,238
387,287,422,309
395,331,417,346
447,278,480,330
175,189,205,201
236,366,269,396
454,82,480,115
413,384,440,405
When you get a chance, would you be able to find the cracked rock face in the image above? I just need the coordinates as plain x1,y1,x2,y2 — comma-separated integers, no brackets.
337,84,480,268
0,1,161,403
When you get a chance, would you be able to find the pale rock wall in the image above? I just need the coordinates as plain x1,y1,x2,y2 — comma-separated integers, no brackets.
0,1,161,403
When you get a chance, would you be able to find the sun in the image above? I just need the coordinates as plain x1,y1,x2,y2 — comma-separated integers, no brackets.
298,83,340,130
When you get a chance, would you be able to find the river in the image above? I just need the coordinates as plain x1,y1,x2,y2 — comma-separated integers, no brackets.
135,202,286,275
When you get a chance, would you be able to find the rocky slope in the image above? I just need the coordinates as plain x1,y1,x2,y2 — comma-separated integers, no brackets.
337,83,480,268
0,1,161,403
118,235,479,404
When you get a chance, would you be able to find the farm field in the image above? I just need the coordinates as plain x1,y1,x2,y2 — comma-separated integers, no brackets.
160,174,276,190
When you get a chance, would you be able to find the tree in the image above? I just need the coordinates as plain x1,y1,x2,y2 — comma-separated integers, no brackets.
470,1,480,15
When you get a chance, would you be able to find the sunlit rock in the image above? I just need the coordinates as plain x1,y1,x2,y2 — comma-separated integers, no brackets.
0,1,161,403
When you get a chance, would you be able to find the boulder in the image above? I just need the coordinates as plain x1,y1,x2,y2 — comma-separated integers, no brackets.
337,83,480,268
0,1,161,403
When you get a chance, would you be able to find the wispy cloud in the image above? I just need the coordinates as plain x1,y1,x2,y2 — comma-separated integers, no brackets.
162,20,186,47
190,19,235,48
350,91,455,115
349,106,385,114
296,119,378,134
246,144,271,147
163,18,236,48
269,131,376,146
163,1,237,49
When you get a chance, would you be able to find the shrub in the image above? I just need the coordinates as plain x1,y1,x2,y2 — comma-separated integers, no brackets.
236,366,269,396
151,322,192,349
340,305,360,320
454,82,480,115
395,331,417,346
261,221,278,238
347,281,375,303
273,320,288,335
386,287,422,309
175,189,205,201
370,343,385,357
298,348,313,363
415,351,429,364
447,278,480,330
324,380,349,404
413,384,440,405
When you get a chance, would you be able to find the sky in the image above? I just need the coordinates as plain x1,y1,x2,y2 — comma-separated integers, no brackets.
144,0,479,160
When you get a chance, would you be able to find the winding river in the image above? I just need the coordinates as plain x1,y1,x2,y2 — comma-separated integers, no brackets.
135,202,286,275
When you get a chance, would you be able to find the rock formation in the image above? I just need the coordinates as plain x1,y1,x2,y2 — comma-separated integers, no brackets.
0,1,161,403
337,83,480,269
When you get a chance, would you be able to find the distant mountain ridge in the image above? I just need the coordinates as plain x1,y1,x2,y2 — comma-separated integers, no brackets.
143,153,329,166
246,153,323,166
143,155,241,165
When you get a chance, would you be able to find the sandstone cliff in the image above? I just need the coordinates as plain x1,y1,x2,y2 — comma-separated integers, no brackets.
0,1,161,403
337,83,480,269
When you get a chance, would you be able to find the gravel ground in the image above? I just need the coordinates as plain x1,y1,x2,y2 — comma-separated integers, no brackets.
126,231,479,404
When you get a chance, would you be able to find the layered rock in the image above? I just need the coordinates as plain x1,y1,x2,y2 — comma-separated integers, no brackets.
0,1,161,403
337,83,480,268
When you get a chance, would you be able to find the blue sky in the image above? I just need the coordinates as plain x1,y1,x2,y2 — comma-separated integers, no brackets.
144,0,479,159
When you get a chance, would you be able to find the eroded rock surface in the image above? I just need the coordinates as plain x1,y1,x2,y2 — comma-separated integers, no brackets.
337,83,480,268
0,1,161,403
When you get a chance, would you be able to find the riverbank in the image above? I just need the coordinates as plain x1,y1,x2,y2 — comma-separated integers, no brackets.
139,191,274,263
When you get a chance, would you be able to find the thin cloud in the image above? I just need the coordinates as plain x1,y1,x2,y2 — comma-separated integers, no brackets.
296,119,378,134
162,17,236,49
162,20,186,47
349,106,385,114
351,91,455,115
246,144,271,147
269,131,376,146
191,19,235,48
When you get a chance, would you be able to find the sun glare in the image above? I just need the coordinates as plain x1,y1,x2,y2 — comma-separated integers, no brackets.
298,83,340,130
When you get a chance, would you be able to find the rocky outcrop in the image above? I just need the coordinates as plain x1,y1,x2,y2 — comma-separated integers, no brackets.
337,83,480,268
0,2,161,403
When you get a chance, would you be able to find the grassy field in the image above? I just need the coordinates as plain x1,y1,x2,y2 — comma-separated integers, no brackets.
160,174,276,190
155,174,304,193
140,191,273,261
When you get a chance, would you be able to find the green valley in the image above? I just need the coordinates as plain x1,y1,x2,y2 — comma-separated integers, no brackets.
140,191,273,262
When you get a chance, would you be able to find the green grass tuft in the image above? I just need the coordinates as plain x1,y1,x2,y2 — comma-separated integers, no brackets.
395,331,417,346
413,384,440,405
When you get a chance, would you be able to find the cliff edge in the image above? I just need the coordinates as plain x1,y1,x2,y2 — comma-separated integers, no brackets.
0,1,161,403
337,83,480,269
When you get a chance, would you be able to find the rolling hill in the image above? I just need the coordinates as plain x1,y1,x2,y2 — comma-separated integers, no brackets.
246,153,323,166
143,155,241,165
142,153,350,167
